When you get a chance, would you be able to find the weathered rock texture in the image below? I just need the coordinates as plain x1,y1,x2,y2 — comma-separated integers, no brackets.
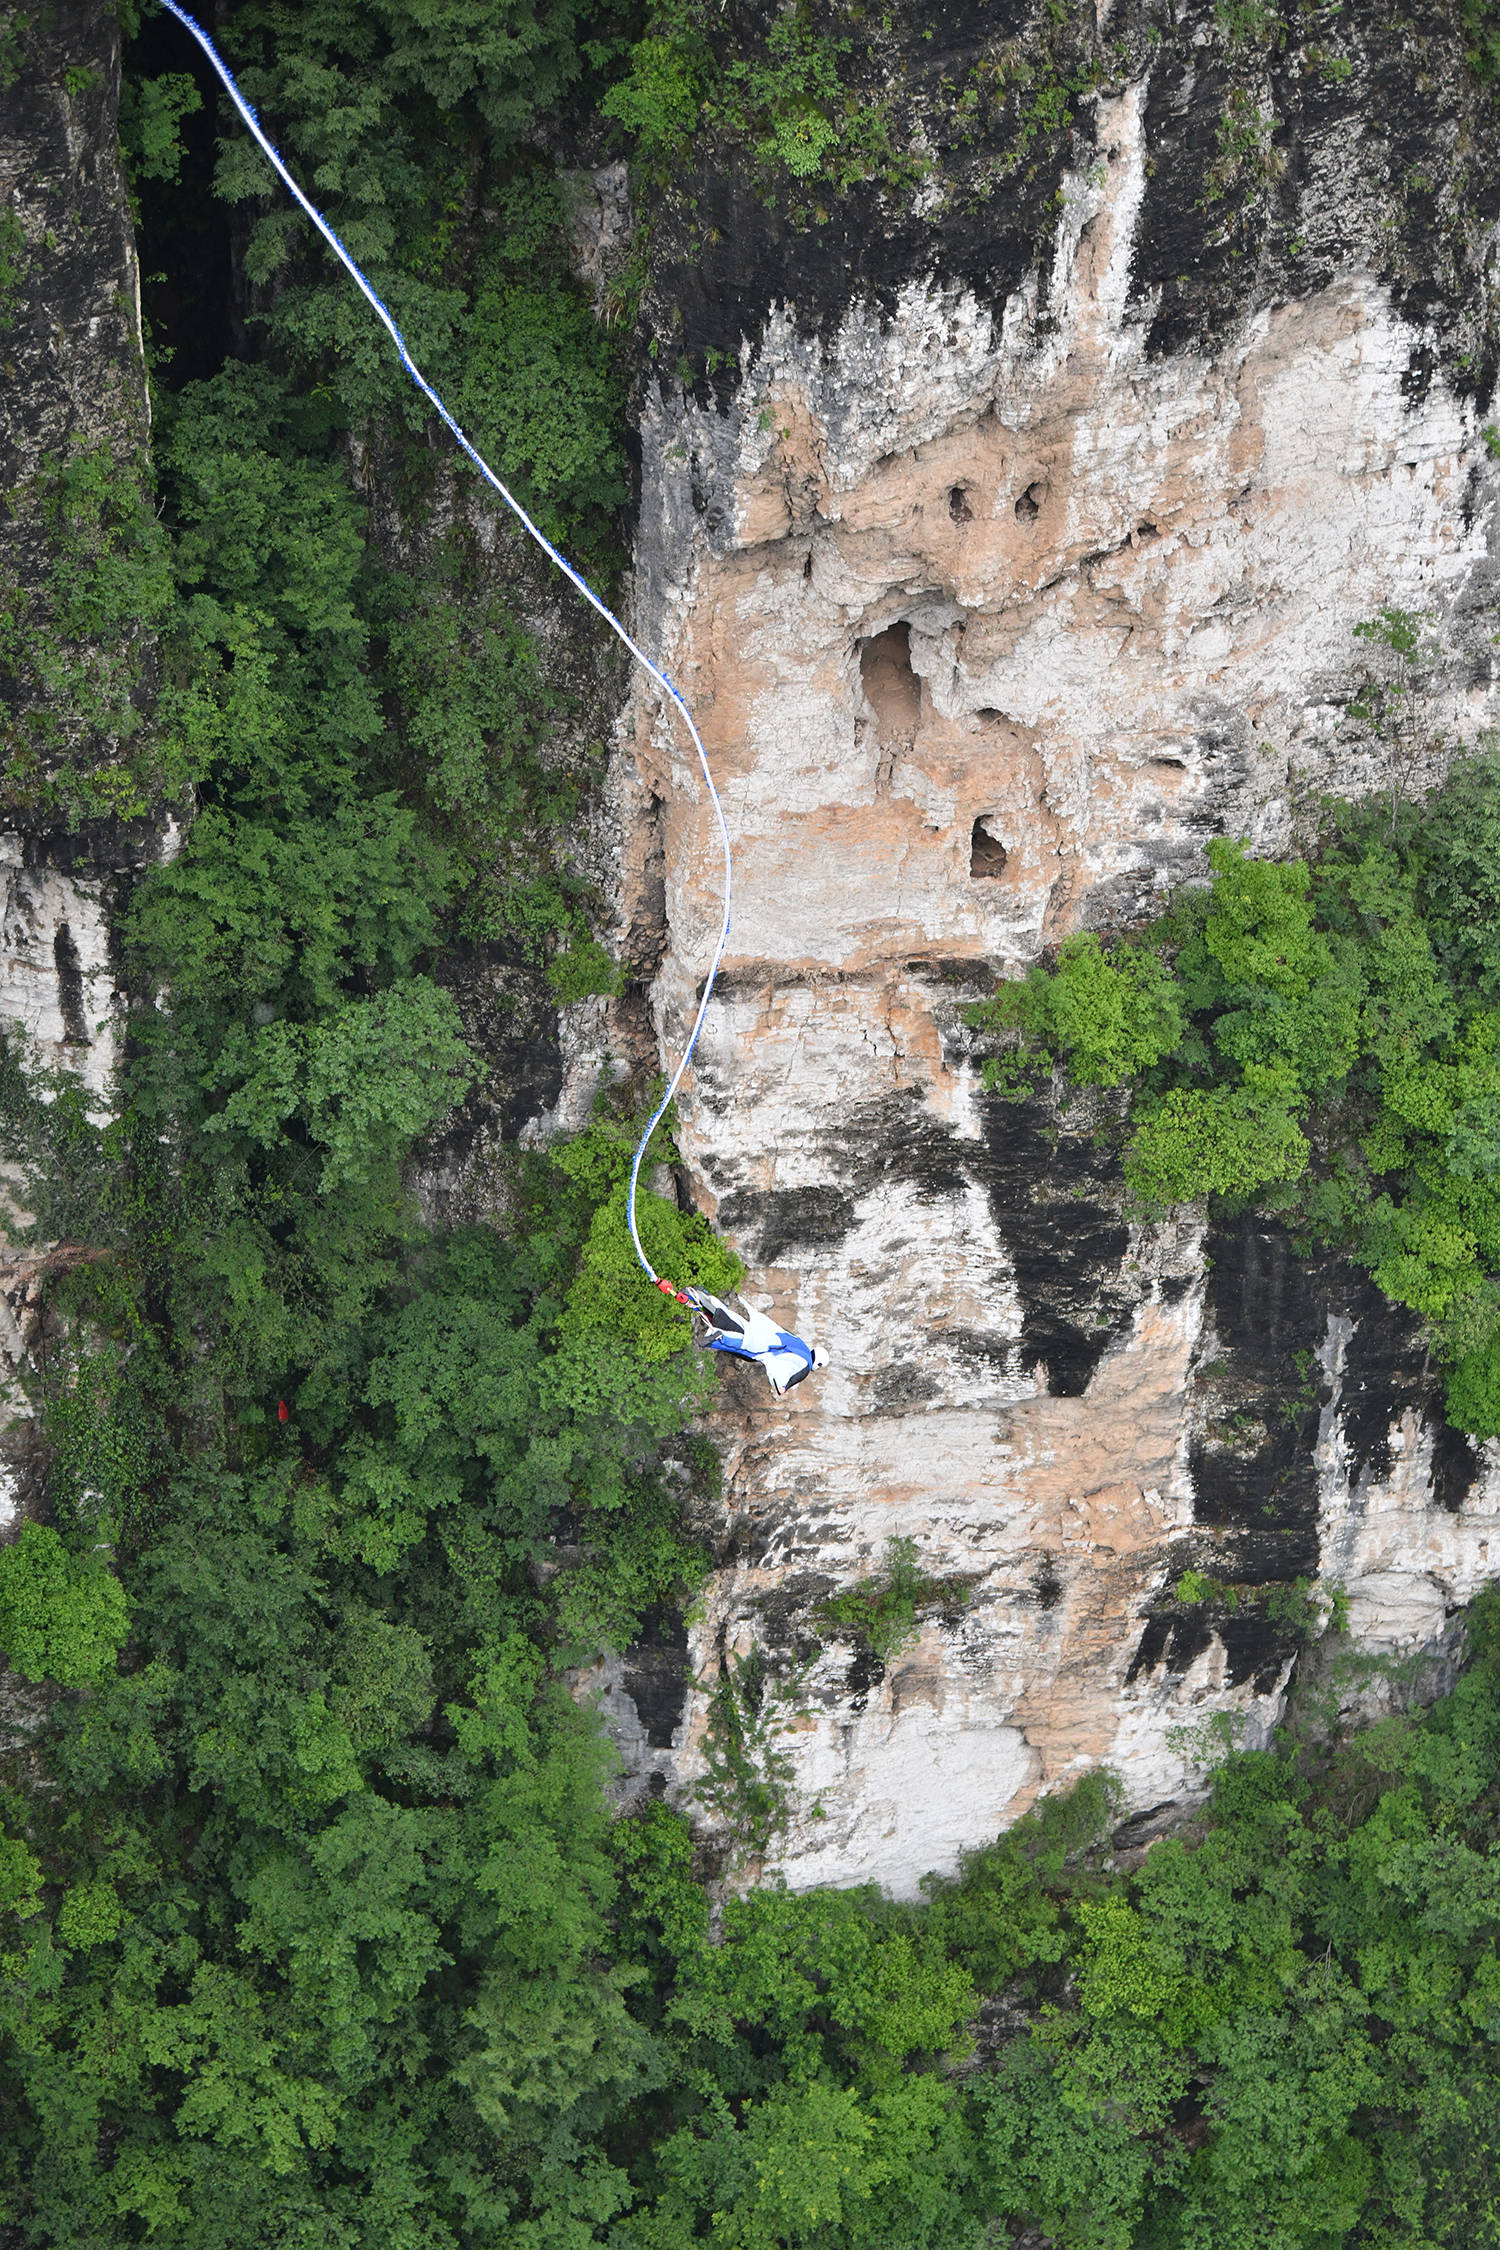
598,23,1500,1892
0,3,159,1526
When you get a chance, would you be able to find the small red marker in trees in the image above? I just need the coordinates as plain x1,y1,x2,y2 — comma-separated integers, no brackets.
277,1399,289,1422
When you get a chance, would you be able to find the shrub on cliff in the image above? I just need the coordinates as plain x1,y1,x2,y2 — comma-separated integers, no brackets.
966,764,1500,1437
558,1112,743,1366
0,1524,128,1691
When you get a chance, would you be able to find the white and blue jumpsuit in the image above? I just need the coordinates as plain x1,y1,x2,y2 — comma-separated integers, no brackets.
686,1290,824,1396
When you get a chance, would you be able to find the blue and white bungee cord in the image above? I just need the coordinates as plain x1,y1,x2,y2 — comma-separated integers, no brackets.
160,1,732,1293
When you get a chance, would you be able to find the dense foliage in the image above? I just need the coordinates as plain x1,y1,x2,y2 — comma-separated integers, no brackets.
0,6,740,2237
968,765,1500,1436
8,1558,1500,2245
204,0,630,555
601,0,916,201
0,440,177,822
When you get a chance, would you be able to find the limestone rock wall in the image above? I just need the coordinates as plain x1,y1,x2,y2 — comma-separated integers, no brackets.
0,2,161,1526
599,57,1500,1891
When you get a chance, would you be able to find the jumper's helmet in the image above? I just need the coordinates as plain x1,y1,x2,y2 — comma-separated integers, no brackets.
811,1346,830,1371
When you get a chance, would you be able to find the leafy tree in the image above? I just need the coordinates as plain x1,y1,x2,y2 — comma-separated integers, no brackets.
967,930,1184,1094
0,1525,128,1691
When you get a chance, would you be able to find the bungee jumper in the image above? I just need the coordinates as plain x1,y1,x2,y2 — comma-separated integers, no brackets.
162,2,829,1396
654,1284,828,1396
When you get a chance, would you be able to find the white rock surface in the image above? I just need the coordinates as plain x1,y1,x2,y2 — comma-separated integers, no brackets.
592,73,1500,1895
0,840,127,1516
0,840,122,1099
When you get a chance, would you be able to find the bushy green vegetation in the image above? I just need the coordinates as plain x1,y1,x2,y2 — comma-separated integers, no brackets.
117,67,201,185
203,0,628,555
14,1597,1500,2245
0,7,742,2234
1464,0,1500,82
968,759,1500,1434
0,1525,128,1691
0,204,28,326
816,1536,968,1663
601,0,917,204
0,442,178,822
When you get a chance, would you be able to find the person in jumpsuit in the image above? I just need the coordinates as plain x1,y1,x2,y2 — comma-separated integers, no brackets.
681,1288,829,1395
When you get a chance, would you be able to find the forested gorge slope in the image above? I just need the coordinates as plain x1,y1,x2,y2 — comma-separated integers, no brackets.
1,0,1500,2242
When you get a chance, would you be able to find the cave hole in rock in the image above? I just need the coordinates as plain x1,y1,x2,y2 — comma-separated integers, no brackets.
859,621,920,738
1031,1556,1063,1609
948,483,974,523
1014,481,1046,523
970,817,1009,879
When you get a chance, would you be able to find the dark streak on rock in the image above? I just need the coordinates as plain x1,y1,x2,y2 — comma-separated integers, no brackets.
1030,1556,1063,1609
720,1079,1140,1396
1334,1285,1478,1511
51,926,89,1048
1125,1609,1212,1684
621,1606,690,1750
1430,1420,1481,1515
977,1099,1134,1395
869,1362,941,1410
859,1085,1135,1394
1335,1276,1431,1492
1125,1590,1299,1695
845,1644,886,1713
752,1571,835,1657
719,1182,858,1265
1192,1219,1481,1554
1218,1607,1297,1697
1189,1220,1327,1564
647,1,1499,415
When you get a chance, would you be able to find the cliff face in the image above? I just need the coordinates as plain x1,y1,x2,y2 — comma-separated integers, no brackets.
0,3,163,1533
5,0,1500,1903
594,18,1500,1890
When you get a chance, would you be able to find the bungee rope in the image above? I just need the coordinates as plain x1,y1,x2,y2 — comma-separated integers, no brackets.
161,1,732,1297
